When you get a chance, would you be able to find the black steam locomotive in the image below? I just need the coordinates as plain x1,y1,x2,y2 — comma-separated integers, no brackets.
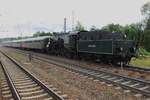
3,31,137,64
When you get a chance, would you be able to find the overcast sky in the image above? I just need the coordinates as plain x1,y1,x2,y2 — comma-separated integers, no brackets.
0,0,149,38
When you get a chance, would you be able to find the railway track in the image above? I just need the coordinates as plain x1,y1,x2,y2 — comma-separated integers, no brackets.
5,47,150,73
0,51,65,100
1,48,150,97
125,65,150,73
32,54,150,97
0,62,13,100
6,48,150,97
34,52,150,73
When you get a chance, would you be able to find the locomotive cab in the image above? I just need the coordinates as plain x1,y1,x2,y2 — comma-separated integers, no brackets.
76,31,137,64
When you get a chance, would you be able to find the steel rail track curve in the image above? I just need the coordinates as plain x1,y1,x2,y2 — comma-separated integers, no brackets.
0,51,64,100
5,47,150,73
0,61,21,100
33,54,150,97
10,49,150,97
1,48,150,97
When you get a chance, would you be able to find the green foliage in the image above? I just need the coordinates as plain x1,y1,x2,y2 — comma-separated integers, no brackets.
16,36,31,40
101,23,142,45
140,2,150,51
143,30,150,51
130,48,150,68
145,17,150,30
138,48,150,56
130,47,150,67
101,23,123,33
130,57,150,68
33,31,52,37
90,25,100,31
74,21,85,31
123,24,143,46
142,18,150,52
141,2,150,17
16,37,22,39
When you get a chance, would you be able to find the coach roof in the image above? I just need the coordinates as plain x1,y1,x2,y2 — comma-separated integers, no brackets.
4,36,52,43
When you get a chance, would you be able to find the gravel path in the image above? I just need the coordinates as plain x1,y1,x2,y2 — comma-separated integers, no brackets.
1,48,148,100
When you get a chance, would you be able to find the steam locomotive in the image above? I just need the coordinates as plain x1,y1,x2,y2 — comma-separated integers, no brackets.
3,31,137,64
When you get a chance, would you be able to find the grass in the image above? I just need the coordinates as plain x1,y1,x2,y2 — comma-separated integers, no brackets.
130,57,150,68
130,48,150,68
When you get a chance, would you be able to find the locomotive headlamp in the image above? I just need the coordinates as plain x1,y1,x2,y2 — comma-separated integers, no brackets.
120,47,123,51
46,44,49,48
133,47,136,51
124,34,127,39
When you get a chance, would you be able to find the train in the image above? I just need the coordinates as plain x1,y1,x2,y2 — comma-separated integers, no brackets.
2,31,137,64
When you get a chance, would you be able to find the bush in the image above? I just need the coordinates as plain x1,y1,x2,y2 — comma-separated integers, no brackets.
138,48,150,56
143,30,150,52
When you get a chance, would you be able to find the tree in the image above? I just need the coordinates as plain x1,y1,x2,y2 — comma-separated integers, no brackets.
143,30,150,51
74,21,85,31
141,2,150,17
90,25,99,31
101,23,123,33
101,23,143,47
141,2,150,51
33,31,52,37
141,2,150,29
123,23,143,48
123,24,142,40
